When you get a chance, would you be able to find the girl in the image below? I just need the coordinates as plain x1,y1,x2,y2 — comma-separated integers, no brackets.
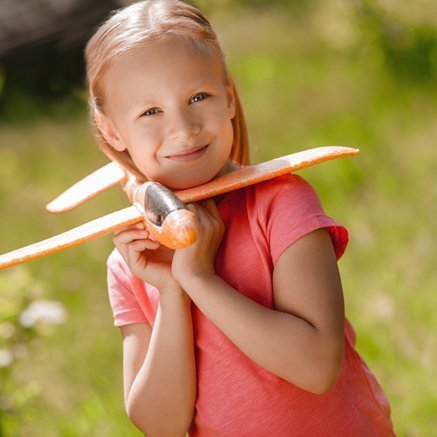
86,1,395,435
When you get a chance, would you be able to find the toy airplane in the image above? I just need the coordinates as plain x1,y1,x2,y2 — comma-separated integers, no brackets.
0,146,359,270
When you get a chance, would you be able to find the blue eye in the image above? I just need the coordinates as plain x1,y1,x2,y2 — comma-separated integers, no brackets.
191,93,208,103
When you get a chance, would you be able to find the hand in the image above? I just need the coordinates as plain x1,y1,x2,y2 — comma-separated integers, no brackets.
113,221,180,293
172,199,224,287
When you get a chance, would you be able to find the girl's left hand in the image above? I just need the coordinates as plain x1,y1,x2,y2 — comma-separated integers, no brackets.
172,199,224,285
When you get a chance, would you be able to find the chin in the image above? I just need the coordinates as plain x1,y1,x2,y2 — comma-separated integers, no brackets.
165,173,215,191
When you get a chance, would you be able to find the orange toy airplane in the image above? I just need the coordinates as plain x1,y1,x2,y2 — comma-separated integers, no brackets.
0,146,359,270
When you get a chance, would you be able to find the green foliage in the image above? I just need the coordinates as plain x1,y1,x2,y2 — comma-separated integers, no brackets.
0,1,436,435
355,0,437,84
0,268,68,433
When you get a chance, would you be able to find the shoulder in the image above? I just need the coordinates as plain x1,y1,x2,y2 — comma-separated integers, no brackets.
220,173,325,227
249,174,348,262
107,248,129,275
106,249,150,327
254,173,320,203
107,247,124,269
247,173,324,221
256,173,312,191
107,248,135,289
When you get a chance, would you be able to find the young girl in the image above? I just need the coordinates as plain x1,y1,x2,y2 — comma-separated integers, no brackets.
86,1,395,435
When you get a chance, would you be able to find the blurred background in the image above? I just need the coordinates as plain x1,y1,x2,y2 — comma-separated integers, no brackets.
0,0,436,435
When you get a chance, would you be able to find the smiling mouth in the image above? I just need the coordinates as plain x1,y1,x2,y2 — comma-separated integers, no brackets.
166,145,209,162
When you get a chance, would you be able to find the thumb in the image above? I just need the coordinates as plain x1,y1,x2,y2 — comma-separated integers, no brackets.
202,198,220,218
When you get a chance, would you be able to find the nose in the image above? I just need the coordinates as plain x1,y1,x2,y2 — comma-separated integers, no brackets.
167,108,201,142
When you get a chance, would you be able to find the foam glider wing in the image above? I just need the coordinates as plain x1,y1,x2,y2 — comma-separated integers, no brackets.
0,146,359,270
46,162,127,213
0,206,142,270
176,146,358,203
0,182,198,270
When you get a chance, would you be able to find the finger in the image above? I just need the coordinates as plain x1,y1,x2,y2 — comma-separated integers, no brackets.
113,228,126,236
197,200,222,227
202,199,221,218
133,221,146,231
186,203,197,213
113,221,146,236
187,203,222,235
185,203,203,226
200,200,224,238
188,203,209,225
125,245,143,272
129,239,160,252
113,229,150,244
122,239,159,273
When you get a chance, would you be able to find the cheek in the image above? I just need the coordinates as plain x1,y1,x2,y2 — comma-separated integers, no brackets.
125,119,162,142
125,126,160,158
218,115,235,149
124,142,154,177
207,108,234,140
129,147,158,173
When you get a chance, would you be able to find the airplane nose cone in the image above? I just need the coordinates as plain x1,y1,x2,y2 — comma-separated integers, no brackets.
161,208,197,249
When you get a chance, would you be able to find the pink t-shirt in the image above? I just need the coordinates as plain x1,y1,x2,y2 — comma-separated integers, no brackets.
107,174,394,436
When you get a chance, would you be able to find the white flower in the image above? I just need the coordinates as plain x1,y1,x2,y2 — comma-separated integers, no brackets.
0,349,14,368
370,294,394,320
19,300,68,328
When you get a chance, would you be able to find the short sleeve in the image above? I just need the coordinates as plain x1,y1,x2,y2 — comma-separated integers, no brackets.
263,175,348,265
106,249,148,327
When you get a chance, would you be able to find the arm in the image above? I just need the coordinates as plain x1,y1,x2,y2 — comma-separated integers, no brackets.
114,223,196,435
173,201,344,394
121,291,196,436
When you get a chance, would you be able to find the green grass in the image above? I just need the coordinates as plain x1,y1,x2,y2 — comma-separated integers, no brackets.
0,2,436,435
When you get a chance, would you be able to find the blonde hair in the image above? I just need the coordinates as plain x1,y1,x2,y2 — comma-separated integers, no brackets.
85,0,249,182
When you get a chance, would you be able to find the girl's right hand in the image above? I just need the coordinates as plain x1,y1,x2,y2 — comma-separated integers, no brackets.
113,221,180,293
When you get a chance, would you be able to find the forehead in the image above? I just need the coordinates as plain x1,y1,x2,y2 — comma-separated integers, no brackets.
101,36,226,109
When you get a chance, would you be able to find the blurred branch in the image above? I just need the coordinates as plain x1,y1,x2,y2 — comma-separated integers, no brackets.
0,0,125,108
0,0,124,56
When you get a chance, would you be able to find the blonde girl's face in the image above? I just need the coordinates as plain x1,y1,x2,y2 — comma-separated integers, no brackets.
98,37,236,190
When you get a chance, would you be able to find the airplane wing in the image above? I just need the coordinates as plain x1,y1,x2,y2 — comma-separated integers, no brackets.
1,146,359,270
47,146,359,210
46,161,127,213
176,146,359,203
0,206,142,269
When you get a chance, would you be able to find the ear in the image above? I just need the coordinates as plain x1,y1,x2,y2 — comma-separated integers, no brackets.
94,110,126,152
225,75,236,119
